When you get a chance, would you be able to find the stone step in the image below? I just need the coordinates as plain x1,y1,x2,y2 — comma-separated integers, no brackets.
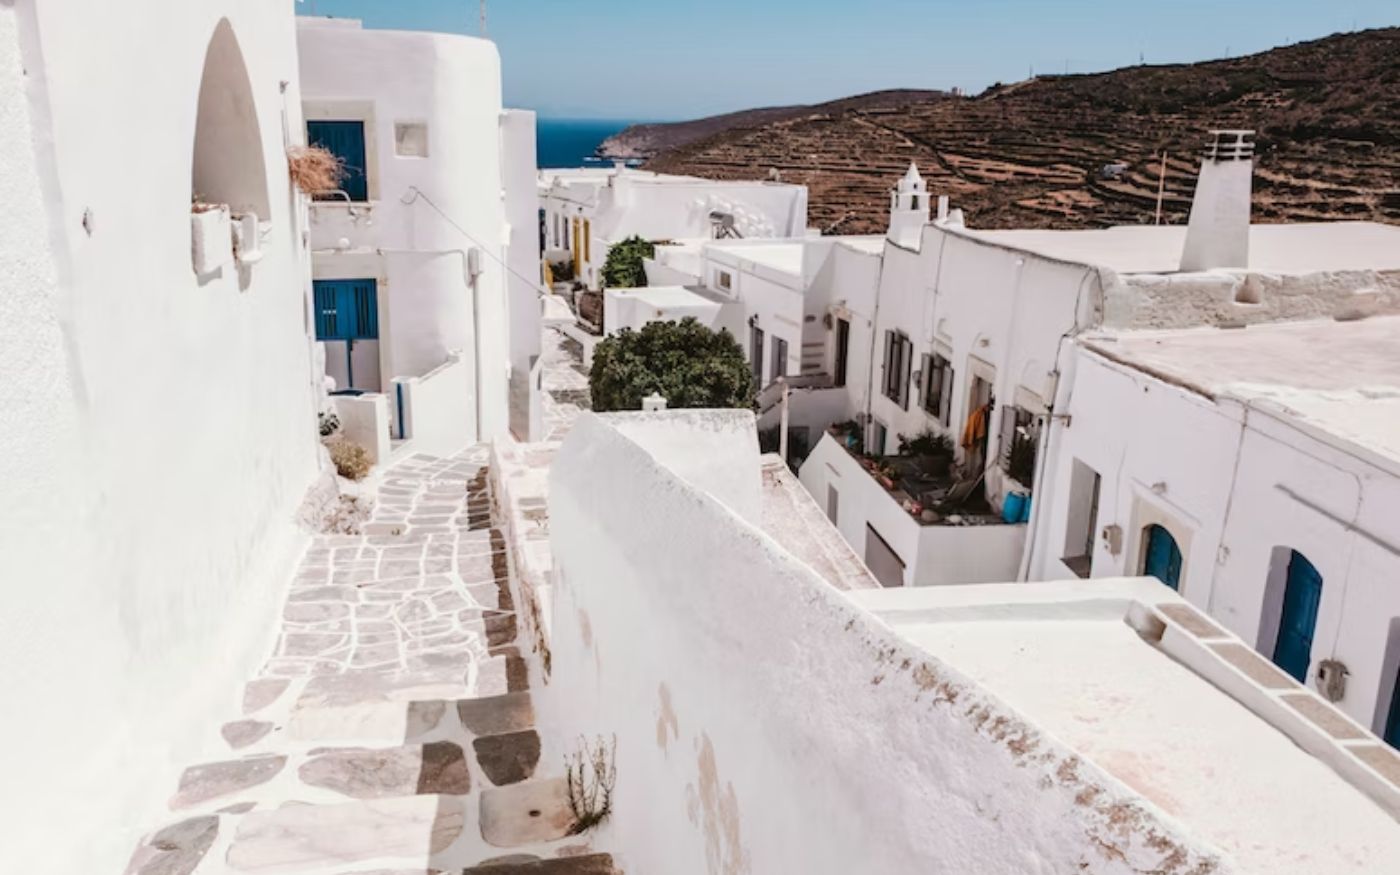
126,779,597,875
462,853,621,873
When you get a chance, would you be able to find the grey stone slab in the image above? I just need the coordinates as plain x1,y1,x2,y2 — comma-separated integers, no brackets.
299,742,470,799
222,720,274,750
123,815,218,875
172,755,286,809
456,693,534,737
479,778,573,847
227,795,466,871
243,679,290,715
473,731,541,786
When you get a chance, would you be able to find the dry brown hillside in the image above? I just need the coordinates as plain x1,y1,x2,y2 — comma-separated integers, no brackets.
639,28,1400,233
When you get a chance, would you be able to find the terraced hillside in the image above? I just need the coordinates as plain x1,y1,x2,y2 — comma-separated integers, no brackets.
642,28,1400,233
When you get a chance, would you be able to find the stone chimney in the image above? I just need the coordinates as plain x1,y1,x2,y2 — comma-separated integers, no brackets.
1180,130,1254,272
887,163,931,246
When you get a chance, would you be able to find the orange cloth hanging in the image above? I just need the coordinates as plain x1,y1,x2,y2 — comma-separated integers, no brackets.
961,404,988,450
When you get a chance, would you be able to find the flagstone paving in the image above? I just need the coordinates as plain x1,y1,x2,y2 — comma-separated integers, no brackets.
122,446,620,875
540,327,591,442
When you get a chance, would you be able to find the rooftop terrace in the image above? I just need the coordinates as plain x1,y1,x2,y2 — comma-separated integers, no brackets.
1084,314,1400,470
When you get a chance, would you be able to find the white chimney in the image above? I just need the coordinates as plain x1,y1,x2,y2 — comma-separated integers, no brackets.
1180,130,1254,272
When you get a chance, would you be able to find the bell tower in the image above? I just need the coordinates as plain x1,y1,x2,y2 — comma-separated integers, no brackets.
887,163,931,246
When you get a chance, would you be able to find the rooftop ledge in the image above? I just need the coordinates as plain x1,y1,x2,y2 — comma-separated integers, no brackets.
850,578,1400,861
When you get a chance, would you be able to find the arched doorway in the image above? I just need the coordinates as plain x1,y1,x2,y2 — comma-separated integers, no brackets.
1271,550,1323,683
1142,524,1182,590
191,19,270,219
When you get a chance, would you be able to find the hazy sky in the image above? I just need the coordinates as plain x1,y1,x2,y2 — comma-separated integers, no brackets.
298,0,1398,120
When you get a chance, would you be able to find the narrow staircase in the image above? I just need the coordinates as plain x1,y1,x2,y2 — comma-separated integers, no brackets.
122,447,620,875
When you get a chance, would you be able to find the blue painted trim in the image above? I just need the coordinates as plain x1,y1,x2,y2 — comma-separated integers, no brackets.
396,382,407,440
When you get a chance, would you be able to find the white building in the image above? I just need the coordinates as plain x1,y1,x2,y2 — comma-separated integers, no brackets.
0,3,323,871
298,18,536,452
539,166,808,290
493,408,1400,874
1030,313,1400,741
796,144,1400,592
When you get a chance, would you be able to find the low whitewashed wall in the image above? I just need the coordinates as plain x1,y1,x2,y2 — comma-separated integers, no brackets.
801,432,1023,587
333,393,392,465
541,412,1226,874
392,351,474,457
916,523,1026,585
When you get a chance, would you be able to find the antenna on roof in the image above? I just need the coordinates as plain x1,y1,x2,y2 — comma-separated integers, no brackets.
479,0,488,37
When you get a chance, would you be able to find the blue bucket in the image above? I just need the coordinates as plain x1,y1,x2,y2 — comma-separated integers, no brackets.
1002,492,1026,524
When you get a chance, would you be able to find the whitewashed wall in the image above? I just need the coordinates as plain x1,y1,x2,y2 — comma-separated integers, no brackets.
1032,347,1400,733
392,351,474,458
868,227,1096,485
801,434,1025,587
299,20,510,439
0,3,320,871
541,172,808,290
501,109,543,440
541,412,1224,874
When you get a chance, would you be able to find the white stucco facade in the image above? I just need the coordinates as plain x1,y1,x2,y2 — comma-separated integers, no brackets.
539,166,808,290
0,3,322,871
1030,317,1400,737
298,18,515,444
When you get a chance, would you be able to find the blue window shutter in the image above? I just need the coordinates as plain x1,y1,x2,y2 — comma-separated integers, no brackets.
312,281,340,340
353,281,379,339
306,120,368,202
312,279,377,341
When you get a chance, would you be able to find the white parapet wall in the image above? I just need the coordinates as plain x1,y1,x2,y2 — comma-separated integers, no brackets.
800,432,1025,587
333,393,393,465
538,410,1224,874
391,351,475,458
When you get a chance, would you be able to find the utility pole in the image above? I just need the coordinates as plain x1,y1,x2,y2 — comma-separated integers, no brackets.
479,0,488,37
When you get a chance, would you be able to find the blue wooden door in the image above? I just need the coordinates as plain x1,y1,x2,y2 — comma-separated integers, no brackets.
313,279,379,391
1143,525,1182,590
306,120,368,201
1272,551,1323,683
1385,668,1400,750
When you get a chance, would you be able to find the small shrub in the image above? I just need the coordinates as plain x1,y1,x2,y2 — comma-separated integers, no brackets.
327,437,372,481
287,145,345,196
565,735,618,835
600,235,655,288
589,317,752,412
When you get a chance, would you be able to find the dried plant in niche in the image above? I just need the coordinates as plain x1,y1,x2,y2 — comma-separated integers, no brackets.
326,436,371,481
565,734,617,834
287,145,345,196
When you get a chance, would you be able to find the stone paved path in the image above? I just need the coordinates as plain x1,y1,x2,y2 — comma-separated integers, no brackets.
123,446,618,875
540,328,591,442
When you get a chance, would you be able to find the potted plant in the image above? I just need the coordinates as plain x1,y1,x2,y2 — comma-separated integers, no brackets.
898,428,954,477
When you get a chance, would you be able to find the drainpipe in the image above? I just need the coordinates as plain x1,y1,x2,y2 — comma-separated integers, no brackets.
375,247,484,443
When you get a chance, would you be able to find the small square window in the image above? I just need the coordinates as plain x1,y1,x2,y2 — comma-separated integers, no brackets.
717,270,733,292
394,122,429,157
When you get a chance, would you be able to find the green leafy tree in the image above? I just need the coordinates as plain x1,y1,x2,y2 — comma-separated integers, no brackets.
590,318,753,412
600,235,655,288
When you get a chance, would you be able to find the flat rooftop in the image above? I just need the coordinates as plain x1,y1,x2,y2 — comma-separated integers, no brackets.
851,579,1400,874
1084,315,1400,468
961,222,1400,275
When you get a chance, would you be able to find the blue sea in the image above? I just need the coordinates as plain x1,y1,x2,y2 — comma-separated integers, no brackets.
536,118,643,169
